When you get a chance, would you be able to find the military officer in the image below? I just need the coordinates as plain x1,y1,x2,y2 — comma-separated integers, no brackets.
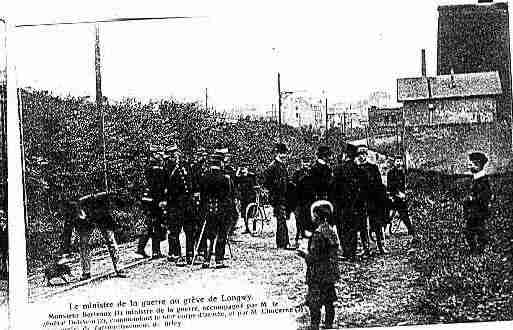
215,147,238,235
199,155,232,268
463,152,491,255
263,142,292,249
190,147,209,261
74,191,127,280
234,163,257,234
136,145,167,259
164,144,195,266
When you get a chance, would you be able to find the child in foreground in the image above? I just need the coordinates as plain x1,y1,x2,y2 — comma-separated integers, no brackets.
298,200,340,330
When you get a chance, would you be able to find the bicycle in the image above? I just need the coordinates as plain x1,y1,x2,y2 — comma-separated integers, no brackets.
245,186,271,236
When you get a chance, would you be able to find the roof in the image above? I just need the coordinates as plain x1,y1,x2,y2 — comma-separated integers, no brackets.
397,71,502,102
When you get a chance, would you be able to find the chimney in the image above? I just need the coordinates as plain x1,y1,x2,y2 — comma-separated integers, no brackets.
421,49,426,77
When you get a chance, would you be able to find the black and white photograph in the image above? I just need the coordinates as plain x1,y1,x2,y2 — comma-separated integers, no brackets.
3,0,513,329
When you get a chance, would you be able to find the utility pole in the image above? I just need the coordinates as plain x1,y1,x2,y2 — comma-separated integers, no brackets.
205,87,208,111
277,72,282,141
325,95,328,142
95,23,108,192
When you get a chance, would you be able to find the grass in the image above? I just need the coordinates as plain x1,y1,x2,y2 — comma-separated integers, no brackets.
409,170,513,323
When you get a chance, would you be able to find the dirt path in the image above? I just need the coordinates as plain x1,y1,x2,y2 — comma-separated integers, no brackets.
29,211,428,329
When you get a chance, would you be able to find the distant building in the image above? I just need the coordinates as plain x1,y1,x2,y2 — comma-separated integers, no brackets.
281,93,325,130
328,102,363,133
398,71,501,126
437,1,512,123
368,106,402,137
397,71,510,173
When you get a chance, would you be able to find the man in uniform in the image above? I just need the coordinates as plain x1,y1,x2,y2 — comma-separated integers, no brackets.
463,152,491,255
136,145,167,259
199,155,232,268
263,142,292,249
74,192,127,280
221,151,239,235
356,145,387,256
387,154,417,242
190,147,209,262
234,163,257,234
164,144,195,266
330,144,365,261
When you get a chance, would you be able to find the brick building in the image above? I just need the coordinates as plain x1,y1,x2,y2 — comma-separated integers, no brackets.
397,71,511,173
437,1,512,123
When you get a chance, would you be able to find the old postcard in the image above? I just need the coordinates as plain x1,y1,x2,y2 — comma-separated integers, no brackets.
3,0,513,329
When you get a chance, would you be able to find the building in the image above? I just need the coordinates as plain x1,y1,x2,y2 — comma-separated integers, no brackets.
368,106,402,138
437,1,512,123
327,102,363,133
281,93,325,130
397,70,510,173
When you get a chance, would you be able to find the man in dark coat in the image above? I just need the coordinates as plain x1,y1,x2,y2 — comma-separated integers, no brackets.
356,145,387,255
72,191,127,280
137,145,167,259
234,164,257,234
199,156,232,268
292,157,312,245
164,144,195,266
189,147,209,261
309,145,333,229
263,142,292,249
463,152,492,255
387,154,417,239
330,144,366,261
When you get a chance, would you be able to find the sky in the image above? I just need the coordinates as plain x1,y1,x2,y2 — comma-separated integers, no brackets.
3,0,508,110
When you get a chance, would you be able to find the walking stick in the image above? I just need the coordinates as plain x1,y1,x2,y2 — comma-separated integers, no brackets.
192,216,208,266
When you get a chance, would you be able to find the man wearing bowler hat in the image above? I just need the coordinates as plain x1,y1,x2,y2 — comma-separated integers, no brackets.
263,142,293,249
355,144,387,256
330,143,365,261
463,151,491,255
307,145,333,231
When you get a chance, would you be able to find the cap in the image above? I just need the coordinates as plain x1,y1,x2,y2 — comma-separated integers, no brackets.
165,144,179,154
273,142,288,154
344,144,358,159
316,145,332,158
469,152,488,168
310,200,334,220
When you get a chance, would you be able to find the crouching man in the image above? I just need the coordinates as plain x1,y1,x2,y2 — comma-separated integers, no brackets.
70,191,127,280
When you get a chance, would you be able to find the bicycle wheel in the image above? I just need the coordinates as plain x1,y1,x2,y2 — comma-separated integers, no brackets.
389,210,402,235
246,203,262,236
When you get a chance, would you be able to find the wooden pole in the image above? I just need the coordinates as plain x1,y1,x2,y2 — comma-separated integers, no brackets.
325,95,328,142
277,72,282,142
95,23,109,192
205,88,208,111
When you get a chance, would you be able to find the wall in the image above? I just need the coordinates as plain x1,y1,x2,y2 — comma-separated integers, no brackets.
437,3,512,123
404,96,512,174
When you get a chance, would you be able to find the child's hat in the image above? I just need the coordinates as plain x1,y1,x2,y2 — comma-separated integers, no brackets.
310,200,334,220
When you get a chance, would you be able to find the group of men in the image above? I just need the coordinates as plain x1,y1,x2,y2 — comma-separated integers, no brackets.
57,143,255,281
136,143,256,269
263,142,417,260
